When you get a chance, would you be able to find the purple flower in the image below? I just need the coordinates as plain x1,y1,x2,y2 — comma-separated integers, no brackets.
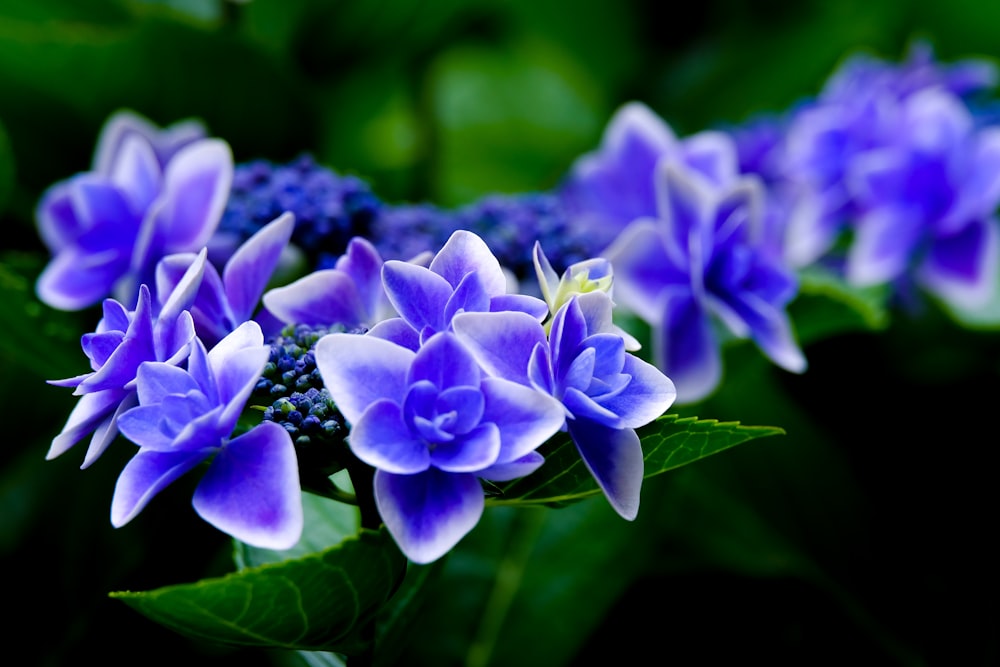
35,111,233,311
91,109,207,174
156,212,295,348
559,101,741,251
262,234,395,334
46,252,207,467
452,292,675,519
604,163,806,404
315,331,565,563
112,321,302,550
375,230,548,350
843,88,1000,310
776,44,1000,273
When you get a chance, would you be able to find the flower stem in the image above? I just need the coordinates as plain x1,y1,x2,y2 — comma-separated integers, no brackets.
345,454,381,531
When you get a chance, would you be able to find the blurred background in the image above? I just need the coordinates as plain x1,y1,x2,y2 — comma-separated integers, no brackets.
1,1,997,665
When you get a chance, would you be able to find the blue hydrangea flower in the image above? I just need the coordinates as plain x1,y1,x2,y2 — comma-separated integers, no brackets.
603,163,806,404
842,88,1000,310
777,43,1000,271
155,212,295,348
375,230,548,350
35,111,233,311
452,292,675,519
262,234,398,333
112,321,303,550
46,252,207,467
559,101,741,252
315,330,565,563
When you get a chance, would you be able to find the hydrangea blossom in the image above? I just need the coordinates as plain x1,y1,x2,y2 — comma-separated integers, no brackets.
775,43,1000,277
375,230,548,350
315,329,565,563
559,101,742,252
452,291,676,519
263,234,398,333
842,87,1000,310
603,163,806,404
46,252,207,467
155,212,295,348
112,321,302,550
35,110,233,311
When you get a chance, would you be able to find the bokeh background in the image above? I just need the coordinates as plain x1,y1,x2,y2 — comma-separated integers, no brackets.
1,1,997,665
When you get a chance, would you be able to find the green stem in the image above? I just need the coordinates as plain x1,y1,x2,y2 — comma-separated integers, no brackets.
345,455,380,531
465,508,547,667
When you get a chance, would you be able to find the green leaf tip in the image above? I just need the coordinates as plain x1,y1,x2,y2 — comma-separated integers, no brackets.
486,413,784,509
110,527,406,653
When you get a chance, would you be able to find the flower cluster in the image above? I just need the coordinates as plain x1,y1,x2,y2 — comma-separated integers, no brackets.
738,42,1000,313
38,44,1000,567
314,231,675,562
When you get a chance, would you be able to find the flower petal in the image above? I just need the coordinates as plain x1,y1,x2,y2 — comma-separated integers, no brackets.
315,333,414,425
655,288,721,405
382,261,453,333
480,451,545,482
46,389,127,460
601,355,677,429
451,311,546,385
350,399,430,474
192,422,303,550
111,448,207,527
408,332,481,390
223,212,295,323
155,138,234,252
263,269,367,328
566,419,643,520
374,468,484,564
919,216,1000,310
430,230,507,295
480,377,565,463
432,423,501,473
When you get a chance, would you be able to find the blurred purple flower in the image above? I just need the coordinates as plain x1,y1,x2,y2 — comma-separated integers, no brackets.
156,212,295,348
315,331,564,563
604,163,806,404
776,43,1000,273
559,101,741,251
453,292,676,519
91,109,208,174
843,88,1000,310
112,321,302,550
46,251,207,467
35,111,232,311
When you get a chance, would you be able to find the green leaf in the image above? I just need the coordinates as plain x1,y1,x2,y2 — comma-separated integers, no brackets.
792,265,892,344
111,527,406,654
235,479,360,570
488,414,784,509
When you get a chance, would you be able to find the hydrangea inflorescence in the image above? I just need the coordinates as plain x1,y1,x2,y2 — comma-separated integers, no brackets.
314,230,674,562
743,42,1000,313
38,43,1000,568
